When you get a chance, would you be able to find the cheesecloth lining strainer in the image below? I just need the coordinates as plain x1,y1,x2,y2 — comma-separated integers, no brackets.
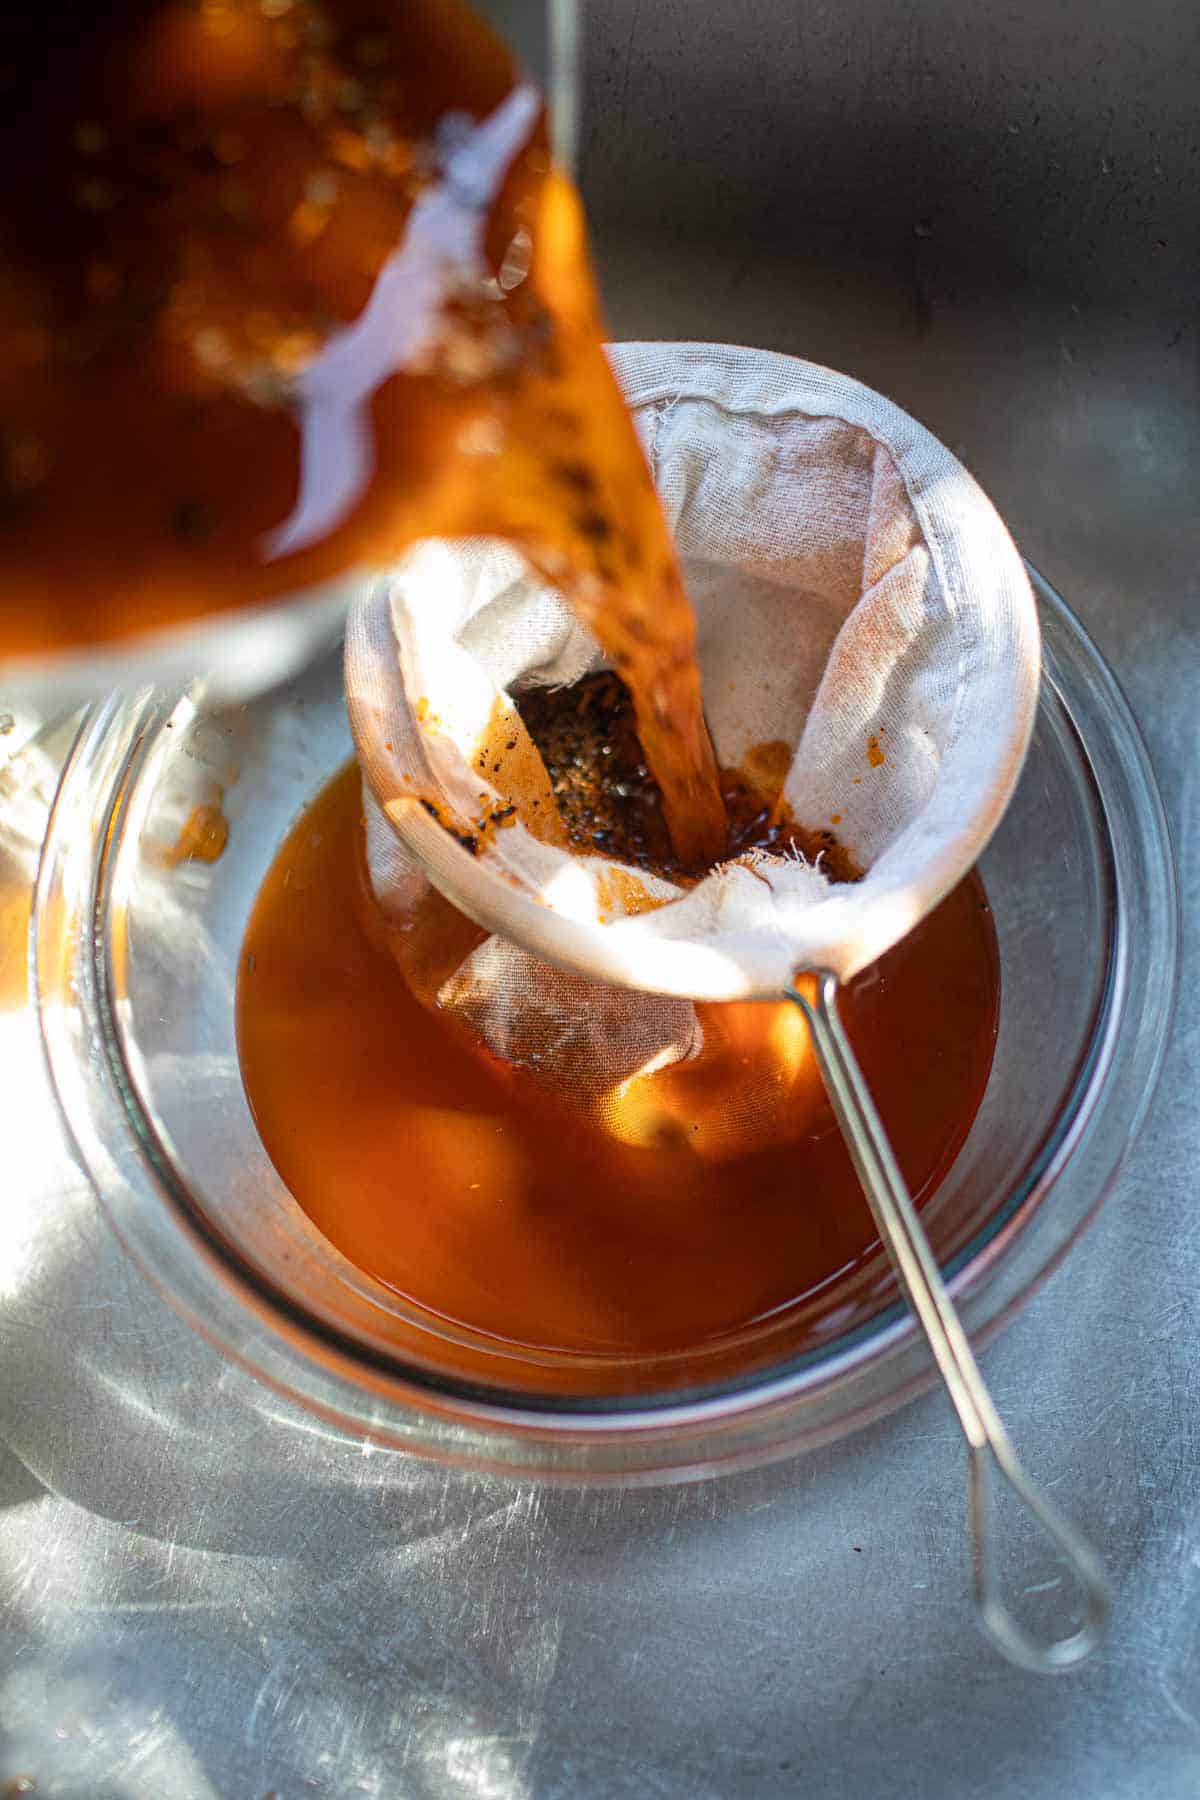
345,343,1107,1671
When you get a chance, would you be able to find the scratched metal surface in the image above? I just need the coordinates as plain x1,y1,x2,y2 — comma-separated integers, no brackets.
2,1,1199,1795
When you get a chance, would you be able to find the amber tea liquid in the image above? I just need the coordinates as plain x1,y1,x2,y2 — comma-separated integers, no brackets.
236,764,1000,1390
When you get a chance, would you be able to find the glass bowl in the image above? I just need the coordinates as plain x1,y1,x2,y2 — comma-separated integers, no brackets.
33,568,1178,1481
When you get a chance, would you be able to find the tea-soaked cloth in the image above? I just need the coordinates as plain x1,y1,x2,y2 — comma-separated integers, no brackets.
344,343,1039,1150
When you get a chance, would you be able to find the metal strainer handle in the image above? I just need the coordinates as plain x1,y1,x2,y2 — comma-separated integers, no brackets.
786,971,1110,1674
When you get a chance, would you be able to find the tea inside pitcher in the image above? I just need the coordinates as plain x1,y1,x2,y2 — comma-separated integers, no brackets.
2,0,723,855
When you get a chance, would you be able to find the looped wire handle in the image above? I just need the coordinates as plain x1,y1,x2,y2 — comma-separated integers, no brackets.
786,971,1110,1674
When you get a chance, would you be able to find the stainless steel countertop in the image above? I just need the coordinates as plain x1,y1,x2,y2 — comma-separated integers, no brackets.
2,2,1199,1794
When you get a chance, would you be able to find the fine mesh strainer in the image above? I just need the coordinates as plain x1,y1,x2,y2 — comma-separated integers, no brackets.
347,343,1109,1670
